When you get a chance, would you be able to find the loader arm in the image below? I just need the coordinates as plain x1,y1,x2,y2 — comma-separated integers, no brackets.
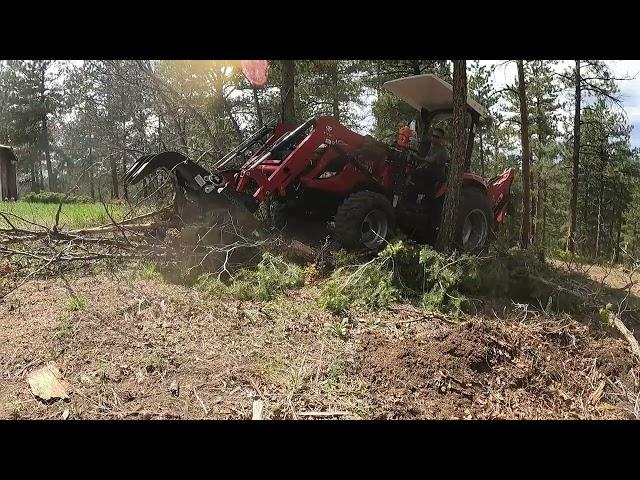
236,116,368,202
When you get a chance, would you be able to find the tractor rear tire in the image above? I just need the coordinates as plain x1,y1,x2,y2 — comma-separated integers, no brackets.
454,187,495,253
334,191,395,251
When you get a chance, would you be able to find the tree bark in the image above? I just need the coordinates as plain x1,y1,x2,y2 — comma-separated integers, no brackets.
30,161,40,193
517,60,531,249
88,141,95,201
280,61,297,124
122,119,128,201
252,86,263,128
479,129,485,177
223,96,243,143
42,115,55,192
534,172,544,247
567,60,581,253
330,62,340,121
122,152,128,201
595,149,605,258
541,178,547,248
614,208,623,263
110,157,119,200
530,170,536,242
435,60,467,253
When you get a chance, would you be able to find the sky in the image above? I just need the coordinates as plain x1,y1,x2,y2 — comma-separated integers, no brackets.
480,60,640,147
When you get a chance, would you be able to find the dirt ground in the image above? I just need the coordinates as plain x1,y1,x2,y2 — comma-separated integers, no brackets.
2,269,639,420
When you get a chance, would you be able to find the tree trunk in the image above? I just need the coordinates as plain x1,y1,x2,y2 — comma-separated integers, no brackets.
435,60,467,253
595,198,601,258
595,150,605,258
223,96,243,142
30,161,40,193
530,170,537,242
541,179,547,248
567,60,581,253
330,62,340,121
534,172,544,247
110,157,119,200
37,157,44,191
252,86,264,128
280,61,297,124
42,115,55,192
88,131,96,200
88,143,95,201
122,120,128,201
122,151,128,201
479,129,485,177
614,208,623,263
517,60,531,249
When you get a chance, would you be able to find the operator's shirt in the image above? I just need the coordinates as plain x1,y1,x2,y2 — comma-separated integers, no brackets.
428,144,449,169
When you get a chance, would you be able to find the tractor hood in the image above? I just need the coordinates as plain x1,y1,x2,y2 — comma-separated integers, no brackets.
382,74,487,118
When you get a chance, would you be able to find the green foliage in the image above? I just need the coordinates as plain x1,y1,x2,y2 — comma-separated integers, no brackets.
194,273,229,300
320,242,572,316
598,306,614,328
228,253,304,301
554,249,592,265
463,247,547,299
137,261,161,281
65,296,86,311
21,192,93,204
319,259,399,313
0,201,129,229
318,240,478,315
323,318,349,338
196,254,306,302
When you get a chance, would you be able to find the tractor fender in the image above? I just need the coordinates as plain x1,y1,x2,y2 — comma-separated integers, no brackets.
434,174,488,199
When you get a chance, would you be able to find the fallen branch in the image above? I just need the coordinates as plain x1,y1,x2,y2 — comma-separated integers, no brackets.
298,411,349,417
92,208,171,230
69,221,176,236
610,313,640,363
525,274,640,363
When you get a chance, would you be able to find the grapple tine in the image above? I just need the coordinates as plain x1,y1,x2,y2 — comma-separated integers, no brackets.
124,154,154,183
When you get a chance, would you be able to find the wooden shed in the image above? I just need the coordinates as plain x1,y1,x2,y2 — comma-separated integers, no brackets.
0,145,18,200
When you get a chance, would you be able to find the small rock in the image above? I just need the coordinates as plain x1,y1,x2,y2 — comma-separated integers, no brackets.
27,362,71,402
80,374,93,386
169,379,180,397
135,371,145,384
62,408,70,420
252,400,264,420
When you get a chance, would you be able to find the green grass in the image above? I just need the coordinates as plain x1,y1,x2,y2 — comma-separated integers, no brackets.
66,296,86,311
0,201,130,230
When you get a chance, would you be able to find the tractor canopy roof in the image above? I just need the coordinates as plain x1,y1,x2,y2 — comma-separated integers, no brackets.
382,74,487,118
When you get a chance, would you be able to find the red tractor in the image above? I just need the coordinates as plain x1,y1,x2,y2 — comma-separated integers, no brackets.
126,74,515,252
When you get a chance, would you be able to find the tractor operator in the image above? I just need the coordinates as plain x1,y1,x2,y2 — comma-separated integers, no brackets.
413,127,449,201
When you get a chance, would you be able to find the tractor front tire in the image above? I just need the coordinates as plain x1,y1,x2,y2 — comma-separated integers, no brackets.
454,187,495,253
334,191,395,251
